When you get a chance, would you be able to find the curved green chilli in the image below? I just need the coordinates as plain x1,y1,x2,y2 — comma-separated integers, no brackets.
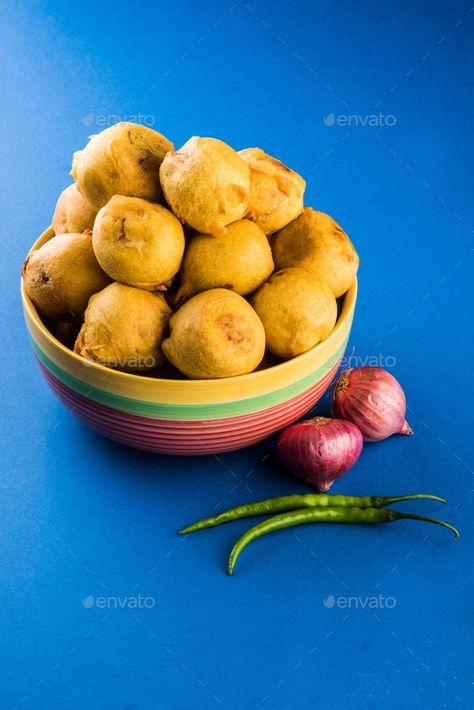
228,507,459,575
179,493,446,534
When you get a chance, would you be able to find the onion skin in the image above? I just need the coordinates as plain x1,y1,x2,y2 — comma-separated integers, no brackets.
277,416,363,492
333,366,413,442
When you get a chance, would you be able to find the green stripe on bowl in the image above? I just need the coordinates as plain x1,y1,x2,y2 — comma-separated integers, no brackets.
30,337,347,420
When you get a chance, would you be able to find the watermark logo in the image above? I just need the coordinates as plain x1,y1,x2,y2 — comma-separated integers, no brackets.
80,354,157,370
340,353,397,369
82,113,156,128
324,594,397,609
324,112,396,128
83,594,156,609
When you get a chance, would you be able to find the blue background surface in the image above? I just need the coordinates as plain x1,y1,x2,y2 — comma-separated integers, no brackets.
1,1,473,707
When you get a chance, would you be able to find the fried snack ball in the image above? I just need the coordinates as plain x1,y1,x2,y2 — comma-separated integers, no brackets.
251,268,337,360
272,207,359,297
159,137,250,236
22,232,111,321
162,289,265,379
239,148,305,234
71,122,174,210
176,219,274,302
52,184,97,234
74,282,171,371
92,196,185,291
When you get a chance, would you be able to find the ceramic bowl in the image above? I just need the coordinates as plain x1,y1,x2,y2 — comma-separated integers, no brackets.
22,227,357,454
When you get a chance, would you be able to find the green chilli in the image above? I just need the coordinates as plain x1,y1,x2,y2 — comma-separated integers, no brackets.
179,493,446,534
228,507,459,575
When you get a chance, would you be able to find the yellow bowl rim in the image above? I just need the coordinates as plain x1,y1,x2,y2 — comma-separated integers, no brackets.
21,226,357,388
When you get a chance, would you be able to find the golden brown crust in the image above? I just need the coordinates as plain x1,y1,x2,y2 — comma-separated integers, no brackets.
92,195,184,291
251,267,337,360
74,282,171,371
52,184,97,234
159,137,250,236
71,122,174,210
162,289,265,378
176,219,274,302
271,207,359,297
22,232,111,321
239,148,305,234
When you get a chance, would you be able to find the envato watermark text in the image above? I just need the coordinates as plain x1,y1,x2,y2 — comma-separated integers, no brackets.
83,594,156,609
81,355,157,370
324,113,396,127
340,353,397,369
324,594,397,609
82,113,156,128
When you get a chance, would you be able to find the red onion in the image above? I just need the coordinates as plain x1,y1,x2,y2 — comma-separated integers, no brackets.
277,416,363,492
333,366,413,442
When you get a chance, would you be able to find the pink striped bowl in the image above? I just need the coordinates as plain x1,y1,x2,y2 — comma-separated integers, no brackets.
22,228,357,455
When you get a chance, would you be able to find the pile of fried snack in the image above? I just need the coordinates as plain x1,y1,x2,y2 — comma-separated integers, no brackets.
22,122,359,379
